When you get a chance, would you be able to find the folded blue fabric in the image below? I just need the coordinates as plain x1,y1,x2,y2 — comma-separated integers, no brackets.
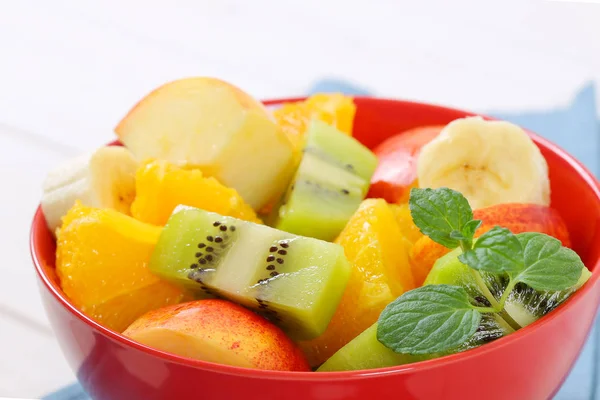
43,80,599,400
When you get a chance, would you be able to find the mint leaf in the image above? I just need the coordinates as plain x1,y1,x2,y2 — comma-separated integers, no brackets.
377,285,481,355
458,227,524,274
513,233,584,291
409,188,474,249
449,230,466,241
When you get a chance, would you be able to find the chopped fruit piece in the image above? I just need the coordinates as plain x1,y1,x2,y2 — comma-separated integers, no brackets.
368,126,442,203
115,77,295,210
269,120,378,241
131,160,261,226
317,324,420,371
56,202,185,332
149,206,351,340
424,248,591,328
299,199,415,367
273,93,356,150
410,203,573,286
390,203,423,247
417,117,550,209
124,300,310,371
41,146,138,235
318,312,512,371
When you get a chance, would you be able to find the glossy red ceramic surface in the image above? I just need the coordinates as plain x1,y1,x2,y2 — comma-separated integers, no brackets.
31,97,600,400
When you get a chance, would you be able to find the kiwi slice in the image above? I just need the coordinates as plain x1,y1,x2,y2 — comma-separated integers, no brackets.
480,266,591,328
150,205,351,340
425,248,592,329
318,312,512,372
318,250,531,372
269,120,378,241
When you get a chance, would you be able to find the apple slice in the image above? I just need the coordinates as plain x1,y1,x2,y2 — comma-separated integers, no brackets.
368,125,443,203
115,77,295,210
123,299,310,371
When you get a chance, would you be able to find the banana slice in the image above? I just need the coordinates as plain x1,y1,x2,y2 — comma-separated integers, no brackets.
41,146,138,236
417,116,550,209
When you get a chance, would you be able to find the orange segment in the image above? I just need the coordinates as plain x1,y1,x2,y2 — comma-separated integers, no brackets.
273,93,356,150
390,203,423,246
409,236,449,287
56,202,185,332
131,160,262,226
299,199,415,367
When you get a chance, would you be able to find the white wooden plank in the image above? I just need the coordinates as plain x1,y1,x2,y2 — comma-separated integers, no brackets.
0,122,75,327
0,0,597,154
0,312,74,398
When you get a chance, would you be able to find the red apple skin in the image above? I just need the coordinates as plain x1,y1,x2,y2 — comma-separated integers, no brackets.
123,299,310,372
368,126,444,203
410,203,572,286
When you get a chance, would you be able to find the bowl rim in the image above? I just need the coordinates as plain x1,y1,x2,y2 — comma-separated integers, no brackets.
30,95,600,380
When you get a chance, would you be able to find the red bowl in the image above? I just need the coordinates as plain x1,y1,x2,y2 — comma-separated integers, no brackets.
31,97,600,400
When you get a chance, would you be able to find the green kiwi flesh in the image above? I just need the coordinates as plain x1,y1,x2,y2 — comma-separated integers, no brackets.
483,266,591,327
149,205,352,340
318,311,512,371
425,248,592,328
270,120,378,241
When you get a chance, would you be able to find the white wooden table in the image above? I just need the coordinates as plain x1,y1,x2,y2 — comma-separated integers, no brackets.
0,1,599,398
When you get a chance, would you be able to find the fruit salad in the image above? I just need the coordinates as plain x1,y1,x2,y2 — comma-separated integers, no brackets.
40,77,591,372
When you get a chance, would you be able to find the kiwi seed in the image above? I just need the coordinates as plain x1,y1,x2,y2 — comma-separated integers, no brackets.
341,189,350,195
278,250,287,255
198,243,206,248
206,246,214,252
276,258,284,264
267,265,275,270
207,236,214,242
190,263,198,269
195,252,202,257
269,246,277,252
206,255,213,262
270,271,279,277
213,221,221,227
267,255,275,262
220,225,227,232
280,242,289,248
230,226,236,232
215,237,223,243
199,259,207,265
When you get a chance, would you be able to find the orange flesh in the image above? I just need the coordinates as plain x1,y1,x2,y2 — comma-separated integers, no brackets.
55,202,184,332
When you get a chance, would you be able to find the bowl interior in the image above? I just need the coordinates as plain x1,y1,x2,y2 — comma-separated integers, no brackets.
31,96,600,375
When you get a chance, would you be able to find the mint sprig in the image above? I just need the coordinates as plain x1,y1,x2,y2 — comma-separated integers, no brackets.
377,187,587,356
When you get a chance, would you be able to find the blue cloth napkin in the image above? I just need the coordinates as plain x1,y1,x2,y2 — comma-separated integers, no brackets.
43,80,599,400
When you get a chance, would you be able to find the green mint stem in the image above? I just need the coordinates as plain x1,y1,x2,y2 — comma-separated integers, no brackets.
469,269,521,330
498,279,517,309
472,306,497,313
470,269,499,307
459,240,472,252
499,311,521,331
